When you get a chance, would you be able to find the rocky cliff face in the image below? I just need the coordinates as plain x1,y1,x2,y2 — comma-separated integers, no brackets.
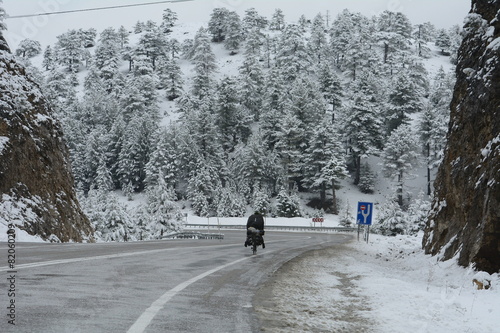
0,35,93,242
423,0,500,273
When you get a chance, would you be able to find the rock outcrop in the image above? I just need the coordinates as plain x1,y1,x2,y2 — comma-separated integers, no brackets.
0,34,93,242
423,0,500,273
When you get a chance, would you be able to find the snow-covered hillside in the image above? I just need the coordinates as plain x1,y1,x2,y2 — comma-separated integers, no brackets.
1,4,464,242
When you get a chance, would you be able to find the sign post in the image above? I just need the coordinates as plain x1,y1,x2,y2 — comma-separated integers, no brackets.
356,202,373,243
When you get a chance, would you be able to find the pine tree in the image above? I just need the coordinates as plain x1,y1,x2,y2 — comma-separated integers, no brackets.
260,67,288,148
161,8,178,33
55,29,87,72
145,126,180,190
138,26,167,70
372,199,406,236
101,193,132,242
358,162,376,194
269,8,285,31
376,11,412,64
224,11,242,55
303,117,348,213
42,45,56,70
385,68,424,134
215,76,250,152
242,7,267,33
308,13,328,63
317,62,343,122
274,109,304,191
157,53,183,100
341,76,384,185
276,24,312,82
117,25,130,49
15,39,41,58
93,154,114,191
435,28,451,55
382,125,420,207
190,27,217,99
275,187,301,217
146,174,183,238
239,29,265,119
208,7,230,42
339,200,355,227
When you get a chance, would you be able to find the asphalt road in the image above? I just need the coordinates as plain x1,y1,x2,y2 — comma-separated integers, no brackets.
0,230,353,333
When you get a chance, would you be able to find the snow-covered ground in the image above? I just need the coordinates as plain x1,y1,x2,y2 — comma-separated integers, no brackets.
256,233,500,333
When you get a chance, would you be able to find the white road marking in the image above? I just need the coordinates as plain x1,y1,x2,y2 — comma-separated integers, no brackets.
127,253,266,333
0,243,242,272
0,248,177,272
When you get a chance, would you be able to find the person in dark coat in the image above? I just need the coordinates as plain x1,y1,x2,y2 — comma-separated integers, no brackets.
245,211,265,248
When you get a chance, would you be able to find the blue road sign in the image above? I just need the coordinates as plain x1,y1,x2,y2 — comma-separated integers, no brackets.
357,202,373,225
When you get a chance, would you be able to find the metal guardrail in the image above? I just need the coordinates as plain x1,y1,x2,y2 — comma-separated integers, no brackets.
163,231,224,240
184,224,356,233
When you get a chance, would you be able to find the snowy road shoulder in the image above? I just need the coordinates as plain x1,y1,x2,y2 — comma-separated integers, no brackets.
255,234,500,333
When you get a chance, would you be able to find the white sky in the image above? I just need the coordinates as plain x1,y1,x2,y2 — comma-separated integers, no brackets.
2,0,471,48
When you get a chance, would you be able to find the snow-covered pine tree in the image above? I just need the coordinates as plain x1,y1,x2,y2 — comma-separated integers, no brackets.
274,109,304,192
146,173,183,238
276,24,312,82
242,7,268,33
215,76,250,152
93,153,114,192
372,199,406,236
55,29,88,72
0,0,6,35
208,7,230,42
161,8,178,33
42,45,55,70
134,21,145,34
317,62,343,122
239,28,265,120
382,124,420,207
117,25,129,49
308,13,328,64
187,159,217,217
385,68,424,135
251,183,271,215
117,115,156,192
158,55,183,100
224,11,242,55
15,39,41,58
275,186,301,217
269,8,285,31
406,194,431,235
101,193,132,242
341,74,384,185
145,126,180,190
138,26,167,70
229,129,279,196
303,117,348,213
418,67,453,194
435,28,451,55
339,200,355,227
329,9,368,68
376,11,412,64
358,162,376,194
190,27,217,99
260,67,288,149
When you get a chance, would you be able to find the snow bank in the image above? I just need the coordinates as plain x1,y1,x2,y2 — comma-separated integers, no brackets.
256,233,500,332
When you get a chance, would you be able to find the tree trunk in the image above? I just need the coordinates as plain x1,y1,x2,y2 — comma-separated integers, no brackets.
426,143,431,196
353,154,361,185
320,183,326,208
397,172,404,207
331,179,338,214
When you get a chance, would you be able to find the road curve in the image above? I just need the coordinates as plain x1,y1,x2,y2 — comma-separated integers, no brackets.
0,230,353,332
